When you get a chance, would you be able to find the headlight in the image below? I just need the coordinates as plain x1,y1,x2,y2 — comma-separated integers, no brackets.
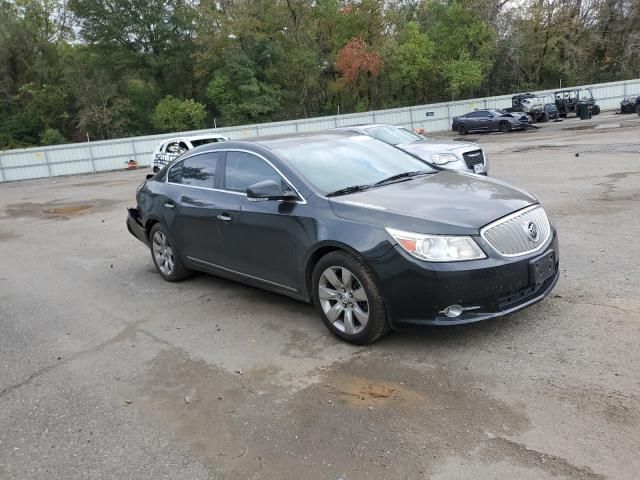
430,153,458,165
385,228,486,262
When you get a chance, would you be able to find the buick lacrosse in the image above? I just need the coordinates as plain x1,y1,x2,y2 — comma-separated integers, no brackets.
127,132,559,344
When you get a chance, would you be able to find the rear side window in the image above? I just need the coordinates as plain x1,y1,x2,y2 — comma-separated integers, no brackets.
168,153,220,188
224,151,283,192
466,111,485,118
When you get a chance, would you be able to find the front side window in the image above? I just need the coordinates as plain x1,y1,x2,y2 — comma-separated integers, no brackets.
365,126,423,145
224,151,283,192
278,136,434,195
168,153,220,188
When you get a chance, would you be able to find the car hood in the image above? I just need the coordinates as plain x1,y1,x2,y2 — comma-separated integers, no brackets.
397,140,479,156
329,171,537,235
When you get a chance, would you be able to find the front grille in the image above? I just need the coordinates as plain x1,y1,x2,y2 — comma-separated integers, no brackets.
462,150,484,168
481,206,551,257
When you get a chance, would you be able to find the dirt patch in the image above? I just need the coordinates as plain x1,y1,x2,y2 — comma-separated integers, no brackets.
4,199,119,220
323,375,425,407
43,205,93,216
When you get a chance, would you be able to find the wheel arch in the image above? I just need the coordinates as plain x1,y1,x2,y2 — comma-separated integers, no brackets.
304,241,367,302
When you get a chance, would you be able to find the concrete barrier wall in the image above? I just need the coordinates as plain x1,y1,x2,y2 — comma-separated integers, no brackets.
1,78,638,183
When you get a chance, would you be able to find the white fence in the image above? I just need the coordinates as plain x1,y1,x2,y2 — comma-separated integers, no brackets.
1,78,638,183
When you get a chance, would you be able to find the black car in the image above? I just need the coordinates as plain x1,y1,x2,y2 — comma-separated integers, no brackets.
544,103,559,120
452,109,531,135
127,132,559,344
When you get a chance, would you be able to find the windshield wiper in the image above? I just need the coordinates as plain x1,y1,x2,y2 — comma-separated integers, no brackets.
374,170,433,186
326,184,372,197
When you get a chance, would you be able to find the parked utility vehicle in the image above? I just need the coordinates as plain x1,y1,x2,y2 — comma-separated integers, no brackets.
554,88,600,118
505,93,549,123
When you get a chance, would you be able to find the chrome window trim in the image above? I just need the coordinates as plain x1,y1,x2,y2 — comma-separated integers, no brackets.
186,256,298,292
165,149,307,204
480,204,551,258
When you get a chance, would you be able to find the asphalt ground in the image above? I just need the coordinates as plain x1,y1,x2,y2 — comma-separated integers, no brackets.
1,111,639,479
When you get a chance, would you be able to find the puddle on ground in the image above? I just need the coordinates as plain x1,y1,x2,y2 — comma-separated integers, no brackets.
4,199,120,219
135,349,534,479
563,125,596,131
0,229,21,242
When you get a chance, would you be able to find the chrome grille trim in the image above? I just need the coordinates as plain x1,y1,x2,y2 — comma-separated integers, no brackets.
480,205,551,257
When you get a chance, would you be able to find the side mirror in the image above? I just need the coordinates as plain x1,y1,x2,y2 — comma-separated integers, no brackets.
246,180,298,201
146,173,154,180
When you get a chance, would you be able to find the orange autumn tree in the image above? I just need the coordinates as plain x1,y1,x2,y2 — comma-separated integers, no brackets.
334,37,383,111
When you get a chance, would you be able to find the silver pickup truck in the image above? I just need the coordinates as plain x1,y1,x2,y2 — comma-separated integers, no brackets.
333,124,488,175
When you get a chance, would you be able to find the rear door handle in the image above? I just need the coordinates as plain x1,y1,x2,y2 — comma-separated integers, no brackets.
217,213,232,222
164,202,175,209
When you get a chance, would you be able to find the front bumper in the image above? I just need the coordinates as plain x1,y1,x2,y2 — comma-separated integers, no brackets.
368,231,559,329
126,208,149,246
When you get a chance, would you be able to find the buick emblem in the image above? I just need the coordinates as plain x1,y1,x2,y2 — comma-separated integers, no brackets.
525,221,539,241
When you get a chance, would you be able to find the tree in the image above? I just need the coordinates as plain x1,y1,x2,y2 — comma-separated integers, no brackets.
151,96,206,132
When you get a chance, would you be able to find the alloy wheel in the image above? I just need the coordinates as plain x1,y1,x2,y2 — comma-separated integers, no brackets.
318,266,369,335
152,231,174,276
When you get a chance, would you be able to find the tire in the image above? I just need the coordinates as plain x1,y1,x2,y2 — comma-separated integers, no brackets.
527,114,534,124
560,113,567,118
592,105,600,115
149,223,192,282
498,121,511,133
153,166,160,173
457,124,468,135
540,112,550,123
311,251,390,345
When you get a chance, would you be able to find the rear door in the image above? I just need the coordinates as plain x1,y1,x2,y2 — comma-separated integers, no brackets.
163,152,226,265
216,150,302,291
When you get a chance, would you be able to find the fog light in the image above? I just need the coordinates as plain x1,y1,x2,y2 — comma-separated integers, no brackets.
443,305,463,318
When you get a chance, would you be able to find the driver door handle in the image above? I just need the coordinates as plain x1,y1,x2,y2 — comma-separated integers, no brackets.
164,202,175,209
217,213,232,223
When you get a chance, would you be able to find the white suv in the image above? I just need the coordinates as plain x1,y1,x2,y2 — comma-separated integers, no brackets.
151,134,228,172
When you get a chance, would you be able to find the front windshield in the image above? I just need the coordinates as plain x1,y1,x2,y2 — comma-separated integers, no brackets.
277,136,435,195
365,125,423,145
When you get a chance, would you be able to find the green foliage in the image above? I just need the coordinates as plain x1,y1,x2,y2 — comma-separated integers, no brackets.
1,0,638,149
40,128,65,145
151,96,207,133
442,53,484,100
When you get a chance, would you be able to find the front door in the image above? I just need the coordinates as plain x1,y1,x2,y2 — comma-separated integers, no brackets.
217,151,302,291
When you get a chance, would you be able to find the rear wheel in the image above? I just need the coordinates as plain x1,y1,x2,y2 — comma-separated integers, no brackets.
311,251,390,345
457,124,468,135
592,105,600,115
540,112,550,123
149,224,192,282
498,121,511,133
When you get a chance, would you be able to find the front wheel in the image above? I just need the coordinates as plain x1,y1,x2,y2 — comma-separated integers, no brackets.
457,124,468,135
592,105,600,115
149,224,192,282
311,251,390,345
498,121,511,133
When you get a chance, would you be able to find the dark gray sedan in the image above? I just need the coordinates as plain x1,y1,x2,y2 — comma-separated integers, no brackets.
127,132,559,344
452,109,531,135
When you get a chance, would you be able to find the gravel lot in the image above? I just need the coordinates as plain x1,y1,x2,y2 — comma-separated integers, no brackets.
1,112,639,480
